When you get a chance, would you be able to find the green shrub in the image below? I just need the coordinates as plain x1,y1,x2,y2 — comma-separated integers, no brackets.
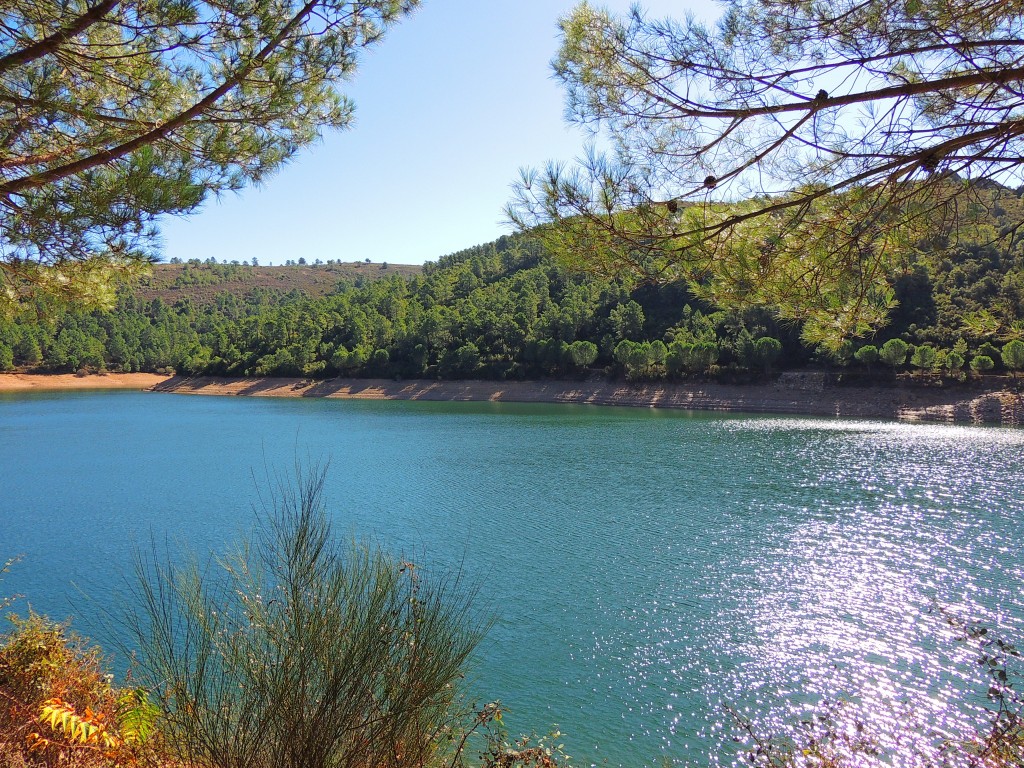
854,345,878,367
1002,340,1024,374
879,338,909,370
972,354,995,373
124,468,486,768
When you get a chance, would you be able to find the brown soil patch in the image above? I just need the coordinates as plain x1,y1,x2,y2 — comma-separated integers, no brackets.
0,373,171,393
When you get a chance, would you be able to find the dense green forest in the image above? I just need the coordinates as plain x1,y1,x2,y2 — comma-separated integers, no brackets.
2,215,1024,382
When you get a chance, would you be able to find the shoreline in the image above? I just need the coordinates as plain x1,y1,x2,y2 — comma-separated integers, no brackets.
149,373,1024,426
0,372,171,393
4,372,1021,425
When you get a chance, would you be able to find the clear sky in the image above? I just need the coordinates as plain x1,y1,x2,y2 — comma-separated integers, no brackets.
160,1,720,266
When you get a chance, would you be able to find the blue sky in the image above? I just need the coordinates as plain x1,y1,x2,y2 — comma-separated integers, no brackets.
160,1,720,266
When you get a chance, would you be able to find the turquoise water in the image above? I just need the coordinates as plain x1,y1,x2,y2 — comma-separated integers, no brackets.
1,391,1022,766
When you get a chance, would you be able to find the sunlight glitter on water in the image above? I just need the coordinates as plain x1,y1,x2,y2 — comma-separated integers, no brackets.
692,417,1024,768
725,416,1024,442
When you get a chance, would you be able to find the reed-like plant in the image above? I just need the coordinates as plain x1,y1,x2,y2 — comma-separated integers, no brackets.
123,466,486,768
0,557,19,613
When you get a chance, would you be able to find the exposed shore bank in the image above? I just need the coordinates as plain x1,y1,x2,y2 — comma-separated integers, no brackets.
4,371,1020,425
148,372,1024,426
0,372,171,393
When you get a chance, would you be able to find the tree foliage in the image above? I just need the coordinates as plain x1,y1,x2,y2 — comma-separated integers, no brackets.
879,337,910,369
12,236,803,380
2,220,1022,382
854,345,879,368
911,343,938,370
509,0,1024,347
1003,338,1024,372
0,0,417,310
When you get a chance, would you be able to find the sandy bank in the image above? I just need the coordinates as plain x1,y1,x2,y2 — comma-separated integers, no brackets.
0,372,171,393
150,373,1024,426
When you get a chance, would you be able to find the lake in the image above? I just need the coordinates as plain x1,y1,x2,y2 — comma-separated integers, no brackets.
1,391,1022,766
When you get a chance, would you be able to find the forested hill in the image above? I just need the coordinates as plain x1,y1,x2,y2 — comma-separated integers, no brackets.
2,216,1024,380
135,259,422,305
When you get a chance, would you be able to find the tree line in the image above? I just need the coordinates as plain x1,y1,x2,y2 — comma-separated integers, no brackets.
1,225,1023,381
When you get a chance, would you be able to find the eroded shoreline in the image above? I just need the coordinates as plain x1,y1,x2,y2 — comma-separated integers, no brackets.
150,373,1024,426
3,372,1020,425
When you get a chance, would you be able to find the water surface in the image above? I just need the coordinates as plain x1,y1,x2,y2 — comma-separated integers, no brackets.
1,392,1022,766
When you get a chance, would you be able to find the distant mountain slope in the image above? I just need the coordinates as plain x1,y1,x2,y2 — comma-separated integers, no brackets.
136,261,422,305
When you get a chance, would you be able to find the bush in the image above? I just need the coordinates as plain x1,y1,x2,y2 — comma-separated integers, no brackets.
879,338,909,370
0,613,157,767
972,354,996,373
854,345,878,368
910,344,938,371
124,468,486,768
1002,340,1024,375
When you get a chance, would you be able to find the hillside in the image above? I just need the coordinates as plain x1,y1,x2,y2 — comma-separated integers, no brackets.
1,186,1023,381
135,260,422,305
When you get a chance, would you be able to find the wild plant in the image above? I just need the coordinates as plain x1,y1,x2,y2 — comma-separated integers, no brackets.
0,612,158,767
122,466,487,768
